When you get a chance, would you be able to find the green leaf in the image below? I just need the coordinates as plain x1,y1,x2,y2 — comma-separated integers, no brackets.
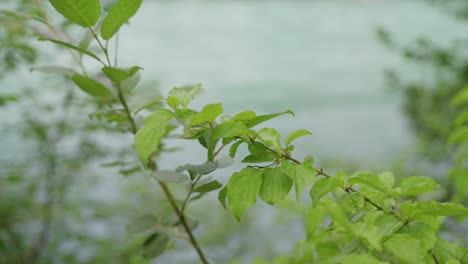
399,176,439,196
102,66,142,82
121,71,141,93
49,0,100,27
142,232,170,258
338,192,364,213
189,103,223,126
452,86,468,106
89,109,128,124
333,254,386,264
246,110,294,128
0,95,18,106
71,74,111,97
229,140,244,158
194,180,222,193
227,167,263,220
101,0,143,40
348,172,390,194
153,170,187,183
305,204,327,240
176,161,218,176
294,161,316,200
373,213,404,239
282,160,316,202
134,109,174,166
449,127,468,144
218,186,227,209
284,129,312,146
232,110,256,121
455,110,468,126
39,37,104,64
211,121,248,140
433,239,467,264
309,177,343,207
383,234,425,263
241,142,276,163
166,85,201,109
401,201,468,218
258,127,282,152
377,171,395,189
400,222,436,251
258,168,293,205
327,200,352,232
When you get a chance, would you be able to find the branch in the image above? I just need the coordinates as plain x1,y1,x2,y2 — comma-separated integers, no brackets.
115,81,209,264
264,144,403,221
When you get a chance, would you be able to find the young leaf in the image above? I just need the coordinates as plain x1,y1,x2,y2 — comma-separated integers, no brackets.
229,140,244,158
72,74,111,97
400,222,436,251
211,121,248,140
333,254,386,264
399,176,439,196
284,129,312,146
241,142,276,163
166,85,201,109
134,109,174,166
258,127,282,152
305,204,327,240
189,103,223,126
142,232,170,258
101,0,143,40
327,200,352,232
294,161,316,200
49,0,100,27
121,71,141,93
348,172,390,194
102,66,142,82
377,171,395,189
232,110,256,121
176,161,218,176
401,201,468,218
383,234,425,263
227,167,262,220
193,180,222,193
246,110,294,128
309,177,343,207
258,168,293,205
39,37,104,64
218,186,227,209
281,160,316,202
433,239,467,263
153,170,187,183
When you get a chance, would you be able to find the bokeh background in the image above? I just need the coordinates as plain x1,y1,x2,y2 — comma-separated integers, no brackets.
1,0,467,263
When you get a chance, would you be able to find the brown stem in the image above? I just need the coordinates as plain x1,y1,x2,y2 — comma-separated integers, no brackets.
432,252,440,264
158,181,209,264
116,84,209,264
264,144,402,221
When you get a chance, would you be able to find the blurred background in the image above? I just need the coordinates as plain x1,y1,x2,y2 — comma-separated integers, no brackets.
1,0,467,263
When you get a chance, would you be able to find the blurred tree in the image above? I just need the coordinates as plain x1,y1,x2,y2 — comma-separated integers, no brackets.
377,0,468,203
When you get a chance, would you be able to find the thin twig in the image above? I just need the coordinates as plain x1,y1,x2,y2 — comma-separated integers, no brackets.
181,175,203,213
88,27,111,66
432,252,440,264
113,76,209,264
263,143,402,221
